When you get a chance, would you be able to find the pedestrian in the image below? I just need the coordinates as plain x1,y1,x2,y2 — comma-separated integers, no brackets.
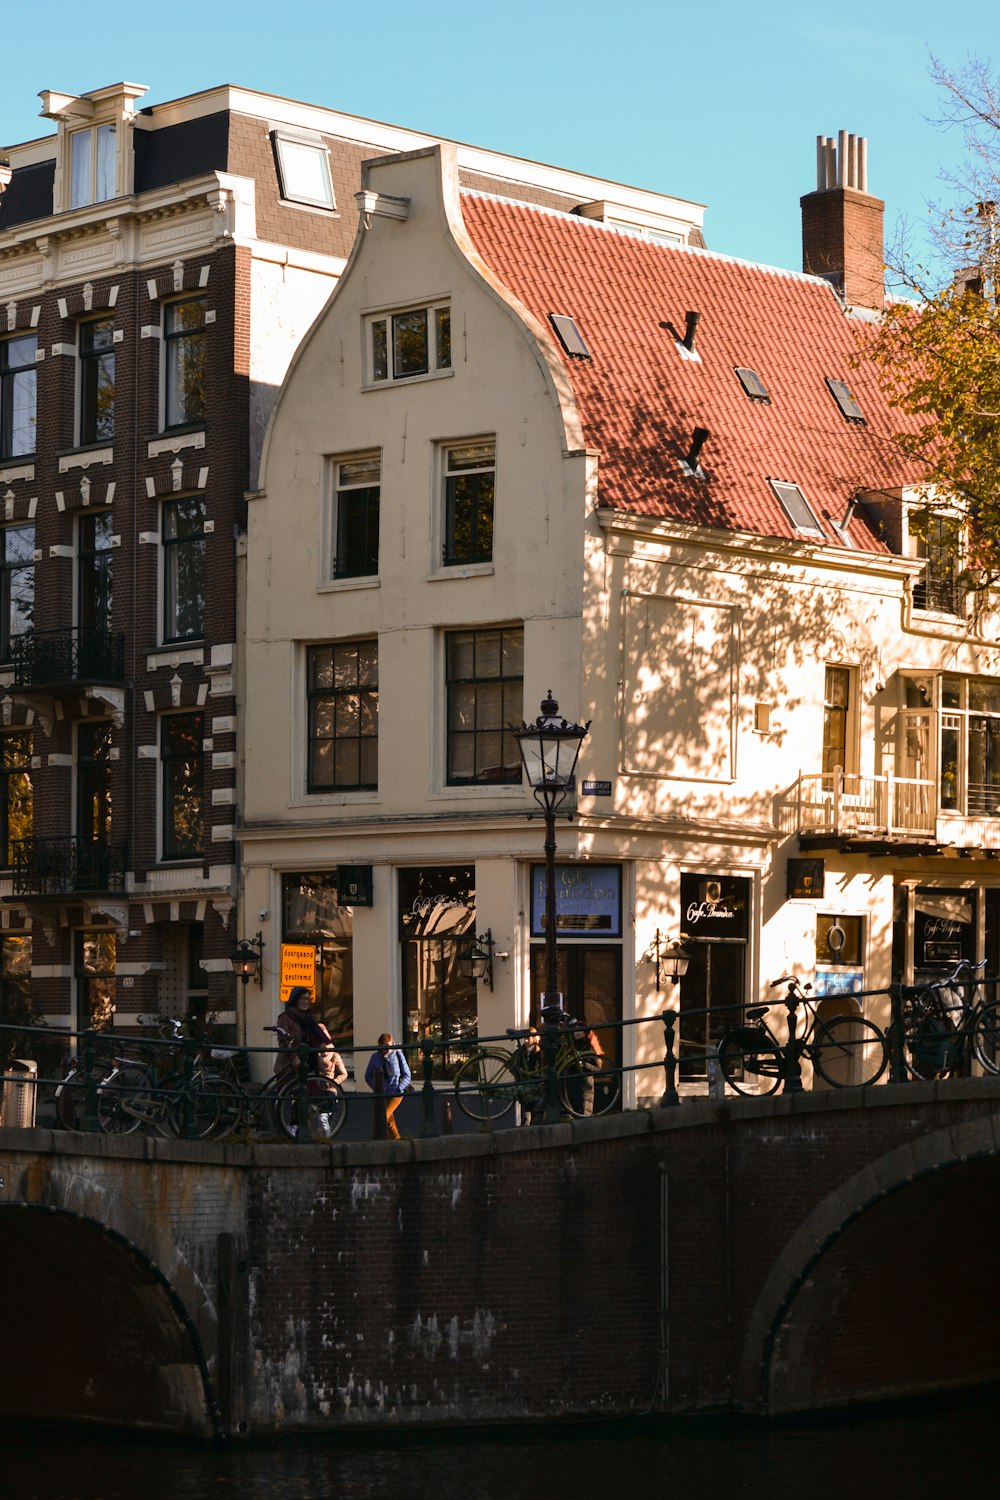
364,1032,411,1139
274,986,348,1087
514,1025,545,1125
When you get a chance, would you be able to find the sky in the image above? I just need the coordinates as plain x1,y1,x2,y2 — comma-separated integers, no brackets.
2,0,996,276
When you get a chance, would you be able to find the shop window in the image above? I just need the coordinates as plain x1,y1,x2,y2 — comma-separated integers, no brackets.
399,866,476,1066
282,872,354,1052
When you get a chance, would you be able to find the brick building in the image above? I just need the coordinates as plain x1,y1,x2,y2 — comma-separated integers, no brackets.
0,79,706,1041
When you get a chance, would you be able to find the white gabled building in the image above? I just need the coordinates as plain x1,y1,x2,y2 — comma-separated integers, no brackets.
241,136,1000,1098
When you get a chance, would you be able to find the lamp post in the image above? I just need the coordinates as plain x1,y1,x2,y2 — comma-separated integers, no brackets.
513,692,590,1117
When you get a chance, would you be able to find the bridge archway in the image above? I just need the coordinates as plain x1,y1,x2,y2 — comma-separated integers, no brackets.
0,1204,219,1436
738,1121,1000,1414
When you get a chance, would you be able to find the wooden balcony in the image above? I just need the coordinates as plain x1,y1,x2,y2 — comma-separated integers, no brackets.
783,770,1000,854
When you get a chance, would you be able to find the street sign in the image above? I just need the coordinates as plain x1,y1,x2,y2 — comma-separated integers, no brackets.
279,943,316,1004
581,779,612,797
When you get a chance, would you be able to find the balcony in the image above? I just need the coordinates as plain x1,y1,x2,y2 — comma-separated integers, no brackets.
782,770,1000,854
10,837,128,898
11,627,126,691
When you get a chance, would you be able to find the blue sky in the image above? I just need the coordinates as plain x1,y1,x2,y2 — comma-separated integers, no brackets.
3,0,995,275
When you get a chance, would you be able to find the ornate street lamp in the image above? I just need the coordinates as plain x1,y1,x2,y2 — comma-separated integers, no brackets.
458,929,495,990
229,932,264,988
513,692,590,1120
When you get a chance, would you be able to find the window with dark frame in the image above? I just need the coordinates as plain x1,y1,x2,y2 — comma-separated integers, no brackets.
769,479,825,538
735,366,770,403
164,297,207,429
161,712,205,861
549,313,591,359
822,665,853,774
0,524,34,662
307,641,378,792
446,626,523,785
913,516,963,615
443,439,495,567
79,316,115,444
162,496,206,642
825,377,866,424
0,731,31,868
369,304,451,383
0,334,37,460
76,722,113,847
333,454,380,579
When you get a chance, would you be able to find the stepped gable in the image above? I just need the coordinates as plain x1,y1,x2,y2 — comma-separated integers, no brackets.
461,192,924,551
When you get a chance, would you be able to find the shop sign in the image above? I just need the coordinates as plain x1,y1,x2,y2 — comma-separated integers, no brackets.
398,866,475,939
279,943,316,1004
679,874,750,940
787,858,825,900
336,864,373,906
530,864,621,936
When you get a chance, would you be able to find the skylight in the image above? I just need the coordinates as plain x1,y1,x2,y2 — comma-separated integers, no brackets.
825,377,865,424
769,480,825,539
549,313,591,359
735,366,770,403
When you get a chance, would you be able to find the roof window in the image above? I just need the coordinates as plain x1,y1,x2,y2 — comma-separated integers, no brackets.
549,313,591,359
769,480,825,539
825,377,865,424
735,366,770,403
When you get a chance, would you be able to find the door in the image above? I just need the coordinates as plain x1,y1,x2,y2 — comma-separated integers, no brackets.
529,944,622,1072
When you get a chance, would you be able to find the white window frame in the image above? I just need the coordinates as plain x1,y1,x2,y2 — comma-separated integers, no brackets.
69,123,117,209
364,302,452,387
161,296,208,432
271,131,336,211
769,479,826,539
160,494,207,646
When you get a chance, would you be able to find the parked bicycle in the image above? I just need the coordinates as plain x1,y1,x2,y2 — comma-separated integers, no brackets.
717,975,889,1096
901,958,999,1080
263,1025,348,1141
94,1018,243,1139
453,1017,621,1123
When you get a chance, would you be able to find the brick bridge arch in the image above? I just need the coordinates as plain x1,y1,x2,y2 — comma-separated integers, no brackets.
0,1147,226,1438
737,1118,1000,1414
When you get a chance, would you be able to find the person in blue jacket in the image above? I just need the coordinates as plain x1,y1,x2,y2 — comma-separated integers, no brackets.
364,1032,411,1139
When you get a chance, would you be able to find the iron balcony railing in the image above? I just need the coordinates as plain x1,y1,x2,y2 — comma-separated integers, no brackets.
10,837,128,897
10,627,126,690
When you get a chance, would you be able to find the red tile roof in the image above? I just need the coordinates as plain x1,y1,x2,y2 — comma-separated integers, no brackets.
460,193,924,553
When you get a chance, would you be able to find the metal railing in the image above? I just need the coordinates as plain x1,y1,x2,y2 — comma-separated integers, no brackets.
10,836,128,896
11,627,126,689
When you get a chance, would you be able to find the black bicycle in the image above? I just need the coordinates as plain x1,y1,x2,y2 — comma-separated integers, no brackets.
717,975,889,1095
901,958,999,1080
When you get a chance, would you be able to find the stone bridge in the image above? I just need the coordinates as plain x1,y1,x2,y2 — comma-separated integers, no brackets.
1,1080,998,1438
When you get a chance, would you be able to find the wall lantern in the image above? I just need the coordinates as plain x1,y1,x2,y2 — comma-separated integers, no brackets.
229,931,264,987
650,930,691,990
458,928,495,990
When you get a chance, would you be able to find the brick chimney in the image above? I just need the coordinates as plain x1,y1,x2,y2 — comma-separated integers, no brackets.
801,132,884,312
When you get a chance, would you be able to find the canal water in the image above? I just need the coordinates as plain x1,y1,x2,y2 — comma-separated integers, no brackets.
4,1393,996,1499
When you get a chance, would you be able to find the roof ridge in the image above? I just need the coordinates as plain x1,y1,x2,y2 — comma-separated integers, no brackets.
459,186,832,288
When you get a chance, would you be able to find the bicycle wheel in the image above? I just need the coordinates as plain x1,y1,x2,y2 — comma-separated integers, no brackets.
275,1078,347,1140
168,1072,237,1139
202,1076,247,1139
717,1029,783,1096
453,1051,518,1123
811,1014,888,1088
96,1064,154,1136
972,1001,1000,1074
903,1006,961,1080
55,1067,104,1131
556,1051,620,1117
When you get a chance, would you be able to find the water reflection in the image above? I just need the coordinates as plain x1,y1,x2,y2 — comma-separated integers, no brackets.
4,1395,996,1500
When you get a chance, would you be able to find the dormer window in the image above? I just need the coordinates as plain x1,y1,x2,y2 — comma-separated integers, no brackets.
70,123,116,208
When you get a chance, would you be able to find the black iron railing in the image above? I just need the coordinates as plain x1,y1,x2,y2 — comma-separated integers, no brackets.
11,628,126,689
10,836,128,896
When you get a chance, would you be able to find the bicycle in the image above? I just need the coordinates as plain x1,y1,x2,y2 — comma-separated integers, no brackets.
453,1018,621,1124
717,976,889,1096
901,958,999,1080
94,1018,242,1139
264,1026,348,1141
